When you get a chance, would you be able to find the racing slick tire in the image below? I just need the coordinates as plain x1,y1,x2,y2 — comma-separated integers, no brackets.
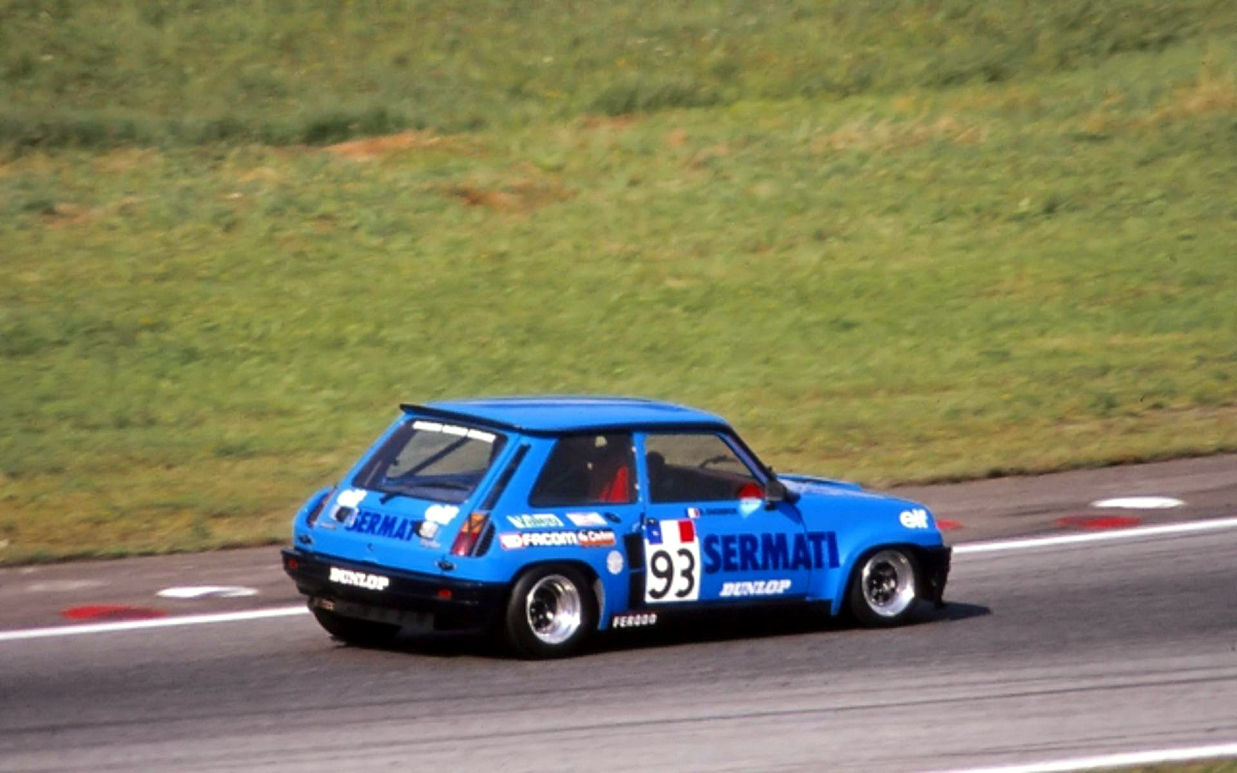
847,548,921,627
503,565,596,659
311,607,400,647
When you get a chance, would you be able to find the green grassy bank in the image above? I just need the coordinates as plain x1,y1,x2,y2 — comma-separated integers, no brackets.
2,1,1236,562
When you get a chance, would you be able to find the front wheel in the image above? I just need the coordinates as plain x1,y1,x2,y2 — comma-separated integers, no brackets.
503,566,595,659
848,548,920,627
311,607,400,647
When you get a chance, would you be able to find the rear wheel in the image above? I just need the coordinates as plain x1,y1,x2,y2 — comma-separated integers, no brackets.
503,566,595,659
311,607,400,646
848,548,920,627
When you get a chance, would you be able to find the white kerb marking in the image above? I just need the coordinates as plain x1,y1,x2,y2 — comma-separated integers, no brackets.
943,741,1237,773
0,605,308,643
26,579,107,593
156,585,259,600
955,515,1237,555
1091,496,1184,509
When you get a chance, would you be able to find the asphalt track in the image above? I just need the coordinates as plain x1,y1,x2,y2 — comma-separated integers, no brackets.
1,456,1236,772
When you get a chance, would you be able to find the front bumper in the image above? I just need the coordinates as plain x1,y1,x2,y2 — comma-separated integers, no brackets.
917,545,951,608
281,549,507,631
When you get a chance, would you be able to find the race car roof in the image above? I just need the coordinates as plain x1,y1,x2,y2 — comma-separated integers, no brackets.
403,396,730,435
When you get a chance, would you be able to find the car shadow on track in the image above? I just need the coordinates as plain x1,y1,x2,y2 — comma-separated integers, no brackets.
337,601,990,660
590,601,991,656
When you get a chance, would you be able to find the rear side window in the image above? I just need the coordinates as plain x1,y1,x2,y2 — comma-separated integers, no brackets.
645,433,762,503
353,419,506,505
529,434,635,507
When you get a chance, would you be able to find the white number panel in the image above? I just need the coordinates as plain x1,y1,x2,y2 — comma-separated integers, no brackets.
643,519,701,603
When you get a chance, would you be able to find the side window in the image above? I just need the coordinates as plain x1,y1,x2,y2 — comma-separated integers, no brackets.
529,434,635,507
645,433,762,503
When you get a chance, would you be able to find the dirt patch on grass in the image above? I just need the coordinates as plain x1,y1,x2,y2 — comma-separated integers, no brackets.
323,130,449,160
577,114,638,131
812,116,986,154
1153,71,1237,121
446,175,572,213
40,196,140,227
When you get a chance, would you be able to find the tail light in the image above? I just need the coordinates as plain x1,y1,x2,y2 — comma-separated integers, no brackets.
450,512,490,557
305,488,335,527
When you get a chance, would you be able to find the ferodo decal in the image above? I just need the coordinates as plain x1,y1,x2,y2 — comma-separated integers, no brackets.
611,612,658,629
498,529,616,550
643,519,701,604
328,567,390,591
701,531,839,573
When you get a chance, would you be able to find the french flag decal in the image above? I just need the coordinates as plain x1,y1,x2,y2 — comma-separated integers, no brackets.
646,520,663,545
678,519,696,543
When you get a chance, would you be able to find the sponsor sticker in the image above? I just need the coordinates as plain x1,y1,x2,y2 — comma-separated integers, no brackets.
611,612,658,629
566,512,608,527
719,579,792,598
578,529,616,548
643,519,702,604
345,510,423,542
701,531,839,573
424,504,460,525
507,513,564,529
328,566,390,591
336,488,366,508
413,420,495,444
606,549,624,575
899,508,930,529
498,529,617,550
686,507,702,519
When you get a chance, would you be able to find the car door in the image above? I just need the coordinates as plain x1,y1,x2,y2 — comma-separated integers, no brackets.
635,430,814,608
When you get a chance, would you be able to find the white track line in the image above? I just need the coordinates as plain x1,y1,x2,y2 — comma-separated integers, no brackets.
945,741,1237,773
4,517,1237,644
0,605,307,643
954,515,1237,554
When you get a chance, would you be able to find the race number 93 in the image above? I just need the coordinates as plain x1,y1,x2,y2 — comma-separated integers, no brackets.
643,519,701,603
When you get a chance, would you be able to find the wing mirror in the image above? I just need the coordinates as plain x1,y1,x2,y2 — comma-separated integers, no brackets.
764,478,798,508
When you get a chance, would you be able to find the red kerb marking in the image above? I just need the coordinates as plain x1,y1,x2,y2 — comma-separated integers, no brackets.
1055,515,1143,531
936,519,963,531
678,520,696,542
61,605,167,622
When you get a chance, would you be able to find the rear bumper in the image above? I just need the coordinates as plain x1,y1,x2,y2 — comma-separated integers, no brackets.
281,549,506,631
917,545,951,608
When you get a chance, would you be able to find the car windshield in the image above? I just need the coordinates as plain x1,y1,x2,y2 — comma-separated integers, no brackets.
352,419,507,505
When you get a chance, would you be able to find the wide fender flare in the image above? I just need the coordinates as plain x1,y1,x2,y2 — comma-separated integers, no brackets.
827,537,942,615
504,557,618,631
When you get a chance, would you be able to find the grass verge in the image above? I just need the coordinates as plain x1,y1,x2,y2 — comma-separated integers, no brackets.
1,2,1236,563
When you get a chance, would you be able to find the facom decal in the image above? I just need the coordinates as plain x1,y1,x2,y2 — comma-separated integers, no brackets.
701,531,839,573
566,512,608,527
606,550,624,575
643,519,702,604
328,567,390,591
719,579,792,598
899,508,930,529
611,612,658,629
498,529,616,549
507,513,564,529
424,504,460,525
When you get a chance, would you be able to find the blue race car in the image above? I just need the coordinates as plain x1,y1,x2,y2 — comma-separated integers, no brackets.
282,397,951,658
